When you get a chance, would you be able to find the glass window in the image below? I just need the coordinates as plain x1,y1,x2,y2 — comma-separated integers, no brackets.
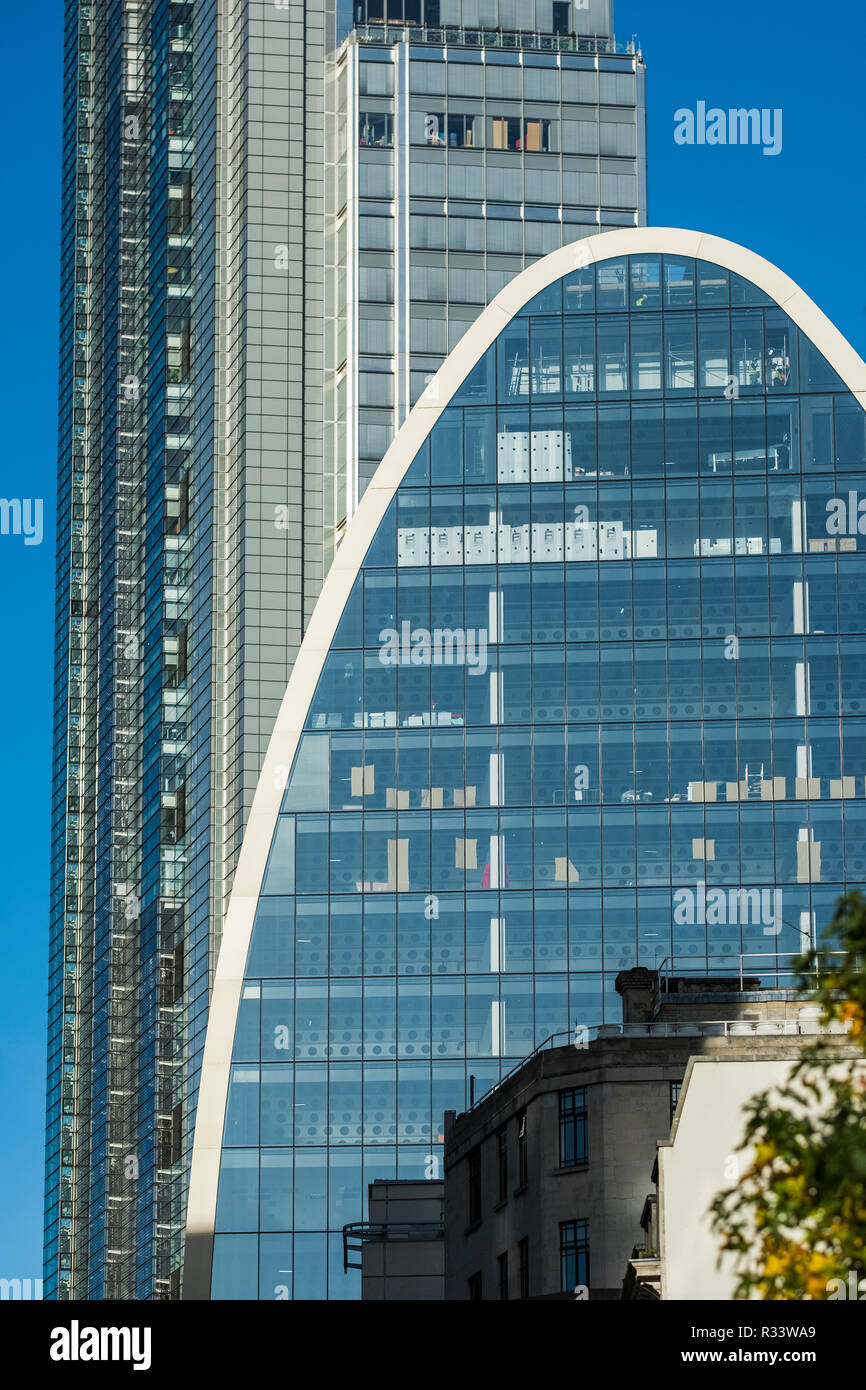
560,1218,589,1293
596,257,628,312
359,112,393,147
559,1086,588,1167
664,256,696,309
468,1145,481,1225
766,310,798,391
697,260,729,307
836,398,866,471
631,255,662,310
518,1236,529,1299
631,316,663,394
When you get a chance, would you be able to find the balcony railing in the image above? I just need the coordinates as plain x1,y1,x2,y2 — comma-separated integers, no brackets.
466,1009,852,1112
655,951,850,994
343,1219,444,1272
353,23,640,58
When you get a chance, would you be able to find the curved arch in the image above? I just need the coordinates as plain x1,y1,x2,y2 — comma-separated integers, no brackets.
183,227,866,1296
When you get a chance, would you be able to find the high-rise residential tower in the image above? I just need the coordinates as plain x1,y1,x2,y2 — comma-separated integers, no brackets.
184,229,866,1300
47,0,644,1300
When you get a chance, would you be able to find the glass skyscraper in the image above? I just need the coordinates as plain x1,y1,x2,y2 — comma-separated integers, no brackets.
183,230,866,1299
47,0,643,1300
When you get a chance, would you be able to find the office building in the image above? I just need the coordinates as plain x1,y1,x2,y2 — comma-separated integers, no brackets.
48,0,643,1303
183,227,866,1299
325,0,646,557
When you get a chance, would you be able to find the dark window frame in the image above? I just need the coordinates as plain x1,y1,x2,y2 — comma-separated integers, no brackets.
670,1079,683,1123
518,1237,529,1299
496,1125,508,1203
558,1086,588,1168
468,1144,482,1226
516,1108,528,1189
560,1218,590,1294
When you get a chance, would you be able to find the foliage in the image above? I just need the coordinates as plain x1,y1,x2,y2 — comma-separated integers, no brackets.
709,893,866,1299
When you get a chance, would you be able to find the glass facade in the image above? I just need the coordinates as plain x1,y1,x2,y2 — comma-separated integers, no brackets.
208,250,866,1298
50,0,640,1303
47,0,209,1302
47,0,328,1301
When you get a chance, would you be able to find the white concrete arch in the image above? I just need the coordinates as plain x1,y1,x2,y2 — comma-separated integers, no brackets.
183,227,866,1297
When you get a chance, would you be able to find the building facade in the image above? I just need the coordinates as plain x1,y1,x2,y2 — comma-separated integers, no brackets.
346,1177,445,1299
47,0,336,1303
653,1048,863,1300
325,0,646,557
48,0,643,1299
443,969,851,1300
183,229,866,1299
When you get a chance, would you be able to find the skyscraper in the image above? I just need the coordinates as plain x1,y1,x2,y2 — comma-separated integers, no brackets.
47,0,644,1300
324,0,646,561
184,229,866,1299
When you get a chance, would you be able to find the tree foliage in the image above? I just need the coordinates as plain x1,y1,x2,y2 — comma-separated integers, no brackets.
709,892,866,1299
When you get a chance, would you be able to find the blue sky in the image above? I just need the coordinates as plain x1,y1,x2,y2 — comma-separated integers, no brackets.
1,0,864,1284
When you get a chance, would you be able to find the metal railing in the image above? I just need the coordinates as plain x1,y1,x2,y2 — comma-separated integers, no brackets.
655,952,847,994
466,1011,850,1112
353,23,640,58
343,1219,444,1272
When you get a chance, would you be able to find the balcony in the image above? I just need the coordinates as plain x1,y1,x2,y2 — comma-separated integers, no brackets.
353,23,640,59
